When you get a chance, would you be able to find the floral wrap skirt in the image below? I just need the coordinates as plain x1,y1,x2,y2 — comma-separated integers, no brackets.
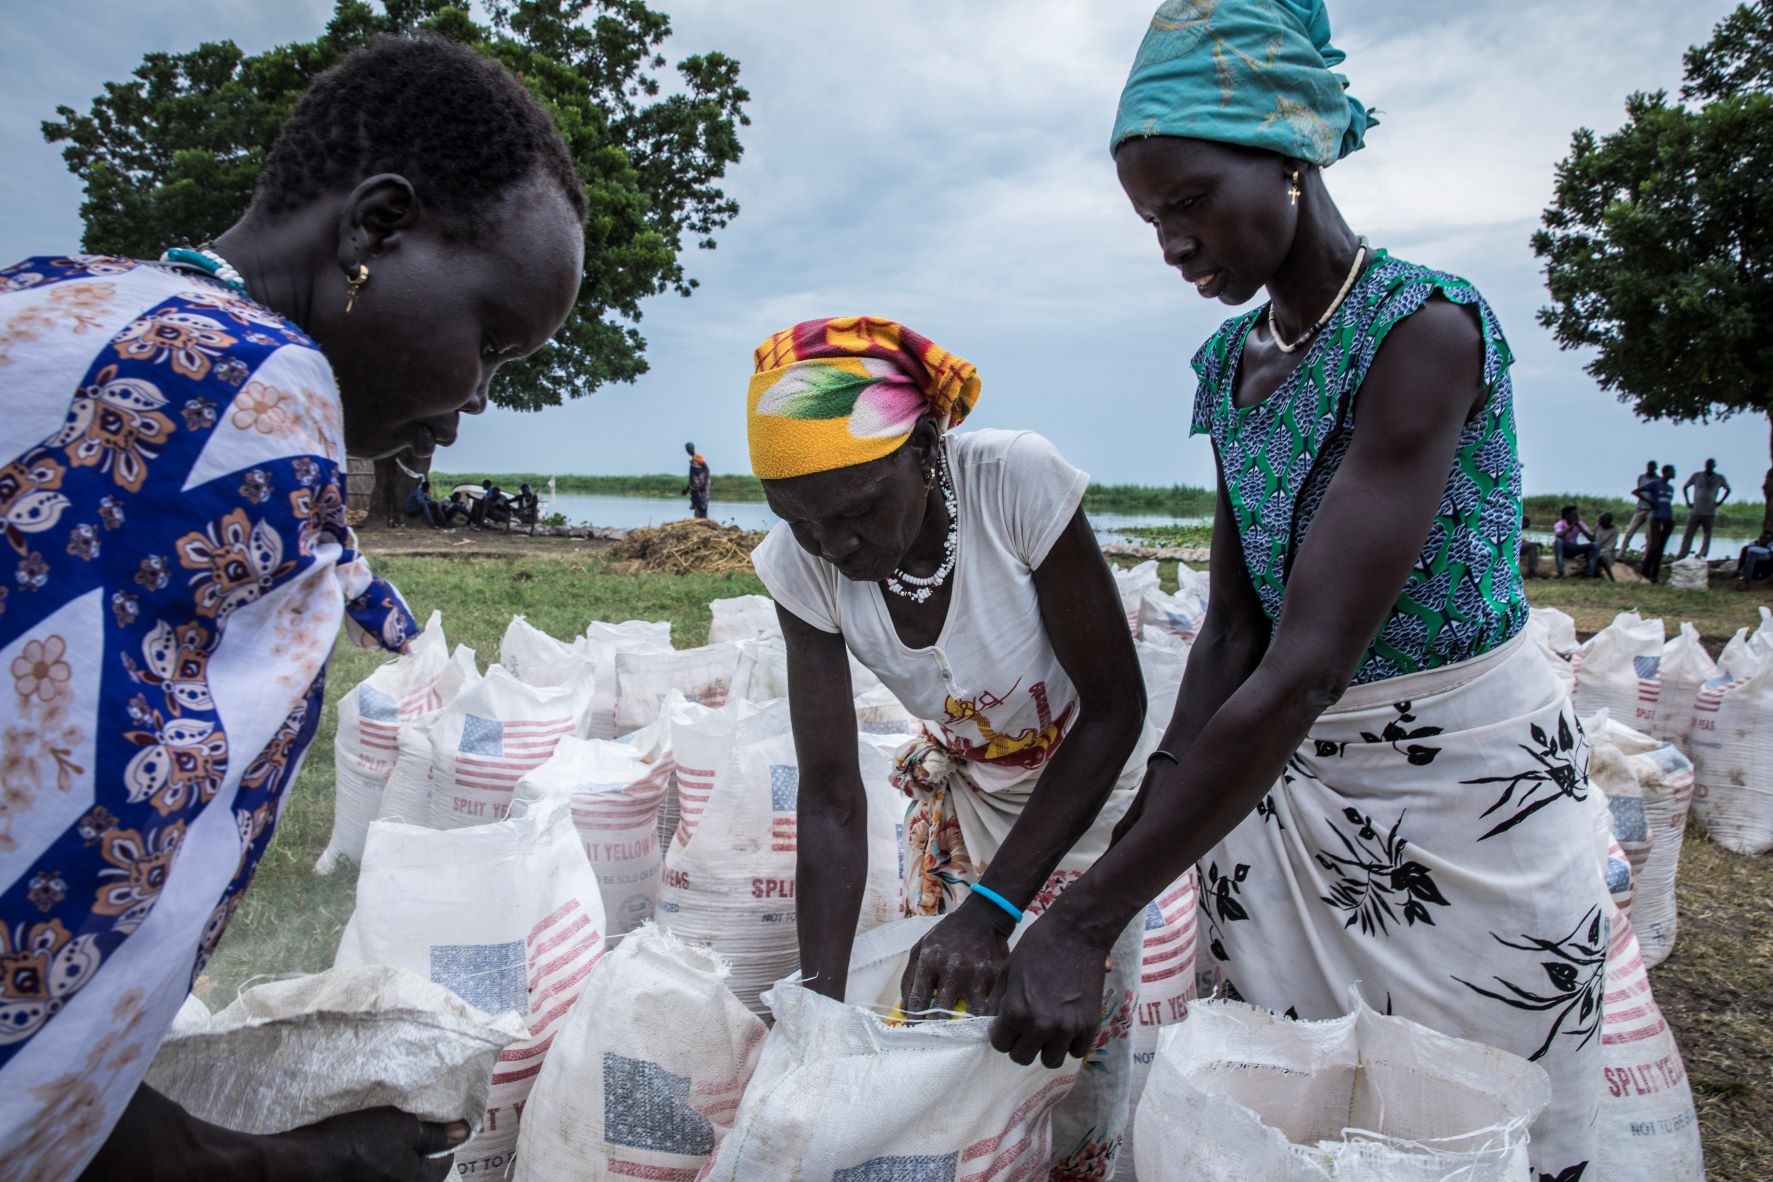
1198,629,1607,1182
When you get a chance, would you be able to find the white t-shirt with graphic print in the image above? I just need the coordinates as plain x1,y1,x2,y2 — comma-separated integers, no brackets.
752,428,1092,795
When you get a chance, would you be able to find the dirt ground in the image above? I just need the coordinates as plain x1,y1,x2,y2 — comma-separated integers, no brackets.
355,523,611,560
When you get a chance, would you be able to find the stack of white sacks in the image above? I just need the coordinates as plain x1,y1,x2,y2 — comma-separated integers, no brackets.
188,564,1751,1178
255,568,1218,1177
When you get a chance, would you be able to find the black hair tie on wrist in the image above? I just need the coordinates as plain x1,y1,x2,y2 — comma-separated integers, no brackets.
1147,749,1180,768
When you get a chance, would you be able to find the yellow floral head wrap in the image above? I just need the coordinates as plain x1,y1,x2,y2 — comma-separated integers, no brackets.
746,316,981,481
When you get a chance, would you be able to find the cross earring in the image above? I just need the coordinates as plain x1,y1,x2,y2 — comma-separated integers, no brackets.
1286,170,1302,206
344,263,370,314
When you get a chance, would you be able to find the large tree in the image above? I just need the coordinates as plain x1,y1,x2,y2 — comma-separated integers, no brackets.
1533,1,1773,545
42,0,748,517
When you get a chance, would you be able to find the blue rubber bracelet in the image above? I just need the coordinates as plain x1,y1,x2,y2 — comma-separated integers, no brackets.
968,883,1024,924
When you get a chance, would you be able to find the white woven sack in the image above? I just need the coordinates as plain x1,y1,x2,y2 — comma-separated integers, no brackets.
1134,997,1550,1182
707,918,1081,1181
318,615,462,873
1528,606,1580,657
1525,606,1579,694
1668,556,1709,591
857,733,911,931
1582,710,1645,917
1571,610,1665,730
515,924,766,1182
1136,636,1190,737
336,801,608,1179
367,646,484,826
616,642,742,735
421,664,595,829
583,619,675,740
657,699,797,1016
731,635,790,703
1688,633,1773,853
1594,900,1706,1180
1113,560,1160,638
854,683,920,738
1138,582,1209,645
1587,715,1694,966
513,719,677,936
500,614,589,680
1118,870,1199,1180
709,594,783,645
661,696,735,851
147,966,528,1136
1653,622,1718,749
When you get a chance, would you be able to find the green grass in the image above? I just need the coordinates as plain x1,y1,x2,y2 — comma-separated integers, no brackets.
196,553,767,1006
1520,577,1767,648
1523,492,1764,536
1112,523,1215,549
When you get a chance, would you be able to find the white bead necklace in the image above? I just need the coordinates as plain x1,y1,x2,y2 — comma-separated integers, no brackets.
883,443,957,605
1267,236,1368,354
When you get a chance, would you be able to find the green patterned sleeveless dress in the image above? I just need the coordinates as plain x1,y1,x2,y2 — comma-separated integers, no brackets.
1190,249,1527,685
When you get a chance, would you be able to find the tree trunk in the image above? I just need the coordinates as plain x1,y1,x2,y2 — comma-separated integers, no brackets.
1762,410,1773,547
363,455,428,530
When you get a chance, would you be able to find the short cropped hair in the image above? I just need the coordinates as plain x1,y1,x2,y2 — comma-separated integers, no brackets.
255,36,586,234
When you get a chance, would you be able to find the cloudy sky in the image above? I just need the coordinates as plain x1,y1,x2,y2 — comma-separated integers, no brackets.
2,0,1762,498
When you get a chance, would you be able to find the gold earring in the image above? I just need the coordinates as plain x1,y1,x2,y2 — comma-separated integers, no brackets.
343,263,370,314
924,468,936,493
1286,170,1302,206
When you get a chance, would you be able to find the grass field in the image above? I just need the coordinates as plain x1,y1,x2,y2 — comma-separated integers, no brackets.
205,546,1772,1176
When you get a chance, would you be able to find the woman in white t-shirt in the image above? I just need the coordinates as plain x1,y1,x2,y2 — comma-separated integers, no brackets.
747,317,1151,1176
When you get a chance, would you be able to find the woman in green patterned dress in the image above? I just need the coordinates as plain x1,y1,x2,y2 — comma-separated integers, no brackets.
982,3,1612,1178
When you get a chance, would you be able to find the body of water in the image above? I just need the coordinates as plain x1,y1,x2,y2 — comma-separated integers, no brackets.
546,492,1207,543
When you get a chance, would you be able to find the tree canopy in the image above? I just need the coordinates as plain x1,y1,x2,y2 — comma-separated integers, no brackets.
1533,1,1773,544
41,0,749,412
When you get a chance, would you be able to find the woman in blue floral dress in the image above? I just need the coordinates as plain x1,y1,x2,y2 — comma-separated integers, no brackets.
0,38,585,1180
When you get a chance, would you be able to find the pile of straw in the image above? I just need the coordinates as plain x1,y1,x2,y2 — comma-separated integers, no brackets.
605,518,766,574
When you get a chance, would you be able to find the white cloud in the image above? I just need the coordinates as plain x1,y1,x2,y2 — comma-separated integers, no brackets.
1,0,1763,507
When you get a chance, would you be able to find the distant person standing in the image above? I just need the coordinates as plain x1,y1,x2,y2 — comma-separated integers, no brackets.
684,441,711,518
1676,458,1731,559
1620,459,1657,553
1640,464,1678,582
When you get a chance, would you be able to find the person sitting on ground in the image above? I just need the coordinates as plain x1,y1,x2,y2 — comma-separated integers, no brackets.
1676,458,1731,560
403,477,449,527
483,482,513,528
1593,511,1619,581
1740,541,1773,583
749,317,1149,1175
1640,464,1678,583
468,477,494,527
684,441,711,519
1620,459,1657,553
1552,504,1597,577
442,489,473,526
513,482,541,532
1519,512,1541,578
0,35,586,1180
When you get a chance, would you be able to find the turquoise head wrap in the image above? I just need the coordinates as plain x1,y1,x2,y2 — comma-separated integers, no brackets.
1110,0,1376,166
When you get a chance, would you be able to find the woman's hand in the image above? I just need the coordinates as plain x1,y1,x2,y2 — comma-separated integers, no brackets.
80,1086,469,1181
900,895,1016,1015
270,1109,469,1181
989,909,1112,1069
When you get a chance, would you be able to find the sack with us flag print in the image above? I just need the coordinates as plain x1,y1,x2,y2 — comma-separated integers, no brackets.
336,800,608,1179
